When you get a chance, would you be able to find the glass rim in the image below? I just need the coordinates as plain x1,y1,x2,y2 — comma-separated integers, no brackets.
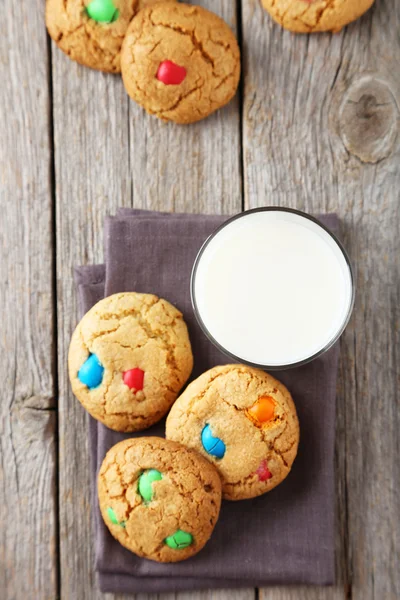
190,206,355,371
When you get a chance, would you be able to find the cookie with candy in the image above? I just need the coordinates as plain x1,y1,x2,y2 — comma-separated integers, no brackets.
68,292,193,432
98,437,222,562
45,0,175,72
166,364,300,500
261,0,375,33
120,2,241,123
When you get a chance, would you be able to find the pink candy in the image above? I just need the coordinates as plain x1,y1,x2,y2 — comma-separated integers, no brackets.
256,460,272,482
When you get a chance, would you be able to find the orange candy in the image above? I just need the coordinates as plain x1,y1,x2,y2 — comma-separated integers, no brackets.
246,395,276,425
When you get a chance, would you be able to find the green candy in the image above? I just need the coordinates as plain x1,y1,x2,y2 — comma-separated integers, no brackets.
165,530,193,550
138,469,162,503
107,507,126,528
86,0,119,23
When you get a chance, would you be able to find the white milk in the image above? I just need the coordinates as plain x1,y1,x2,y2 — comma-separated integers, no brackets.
192,210,353,367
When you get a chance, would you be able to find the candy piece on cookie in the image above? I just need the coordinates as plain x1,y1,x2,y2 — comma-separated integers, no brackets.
121,3,241,124
86,0,119,23
246,395,276,425
98,437,222,562
107,506,126,527
78,353,104,389
68,292,193,432
157,60,187,85
123,367,145,392
201,424,226,459
165,530,193,550
138,469,162,502
256,459,272,482
166,365,300,501
261,0,375,33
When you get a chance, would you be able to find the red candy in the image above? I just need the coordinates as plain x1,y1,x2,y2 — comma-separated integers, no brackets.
156,60,187,85
256,460,272,482
123,368,145,392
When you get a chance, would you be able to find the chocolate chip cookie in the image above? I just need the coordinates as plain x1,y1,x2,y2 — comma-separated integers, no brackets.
98,437,222,562
121,2,241,123
68,292,193,431
166,364,300,500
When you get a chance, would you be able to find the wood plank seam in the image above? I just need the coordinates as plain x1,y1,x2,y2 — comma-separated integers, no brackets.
47,27,62,600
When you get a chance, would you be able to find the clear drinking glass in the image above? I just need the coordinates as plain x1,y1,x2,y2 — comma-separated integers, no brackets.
191,207,355,370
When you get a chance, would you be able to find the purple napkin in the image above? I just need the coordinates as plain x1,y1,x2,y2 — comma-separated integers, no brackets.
75,209,340,594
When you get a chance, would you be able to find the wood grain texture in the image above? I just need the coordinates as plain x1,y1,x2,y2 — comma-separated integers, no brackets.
52,1,243,598
241,2,400,600
0,1,57,599
3,0,398,597
106,591,255,600
52,58,131,600
127,0,242,215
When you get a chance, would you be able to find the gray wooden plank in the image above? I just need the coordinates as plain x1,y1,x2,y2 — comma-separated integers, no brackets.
259,590,344,600
241,1,400,599
135,593,254,600
53,1,245,599
108,592,255,600
128,0,242,214
52,57,131,599
0,1,57,599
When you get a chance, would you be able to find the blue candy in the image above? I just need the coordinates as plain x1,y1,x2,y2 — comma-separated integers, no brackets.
78,353,104,389
201,424,226,459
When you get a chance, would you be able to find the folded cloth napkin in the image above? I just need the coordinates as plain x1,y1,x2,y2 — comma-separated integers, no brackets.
74,209,340,594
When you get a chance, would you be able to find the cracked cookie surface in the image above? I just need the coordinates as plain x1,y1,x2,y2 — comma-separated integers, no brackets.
68,292,193,431
46,0,173,72
261,0,375,33
98,437,222,562
166,364,300,500
120,2,241,123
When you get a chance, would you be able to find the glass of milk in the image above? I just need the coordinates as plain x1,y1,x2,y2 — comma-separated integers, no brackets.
191,208,354,369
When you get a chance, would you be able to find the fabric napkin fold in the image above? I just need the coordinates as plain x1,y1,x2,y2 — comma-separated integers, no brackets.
75,209,340,594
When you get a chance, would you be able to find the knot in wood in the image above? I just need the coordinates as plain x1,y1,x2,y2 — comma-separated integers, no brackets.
339,76,398,163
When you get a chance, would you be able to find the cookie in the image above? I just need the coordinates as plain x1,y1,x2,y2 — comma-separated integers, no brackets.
46,0,174,72
98,437,222,562
166,364,300,500
68,292,193,431
120,3,241,124
261,0,375,33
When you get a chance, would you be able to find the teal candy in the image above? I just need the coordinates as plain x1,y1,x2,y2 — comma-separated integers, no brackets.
201,424,226,459
138,469,162,503
86,0,119,23
165,530,193,549
78,353,104,389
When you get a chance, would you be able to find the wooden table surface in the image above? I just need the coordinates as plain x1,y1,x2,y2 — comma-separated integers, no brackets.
1,0,399,598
